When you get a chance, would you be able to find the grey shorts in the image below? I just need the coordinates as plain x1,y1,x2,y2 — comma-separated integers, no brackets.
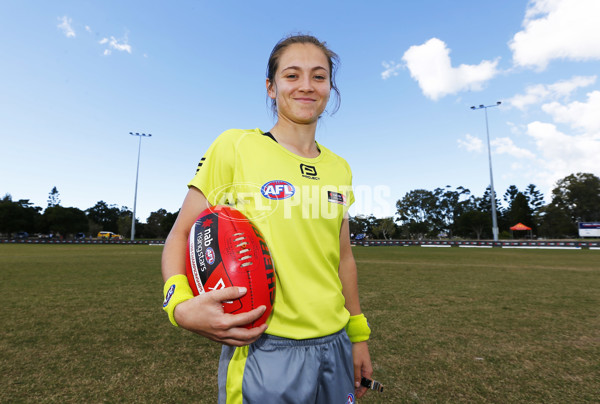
218,329,355,404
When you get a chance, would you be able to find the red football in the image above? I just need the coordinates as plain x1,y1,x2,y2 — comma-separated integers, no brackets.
185,206,275,328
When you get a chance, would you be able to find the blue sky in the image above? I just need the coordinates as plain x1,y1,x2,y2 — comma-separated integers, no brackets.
1,0,599,222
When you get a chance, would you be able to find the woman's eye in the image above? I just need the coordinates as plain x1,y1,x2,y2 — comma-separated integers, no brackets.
286,74,297,79
314,75,326,80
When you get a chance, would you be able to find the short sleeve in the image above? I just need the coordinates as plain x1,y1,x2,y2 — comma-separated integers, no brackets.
187,130,238,206
343,160,355,209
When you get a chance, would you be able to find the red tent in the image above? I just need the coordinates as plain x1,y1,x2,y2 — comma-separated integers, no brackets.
510,222,533,239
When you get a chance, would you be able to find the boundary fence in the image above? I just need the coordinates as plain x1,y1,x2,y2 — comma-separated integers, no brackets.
1,239,165,245
3,239,600,249
351,239,600,250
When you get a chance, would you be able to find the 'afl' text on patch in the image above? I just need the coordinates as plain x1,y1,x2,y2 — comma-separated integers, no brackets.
163,284,176,307
205,247,216,265
261,180,295,200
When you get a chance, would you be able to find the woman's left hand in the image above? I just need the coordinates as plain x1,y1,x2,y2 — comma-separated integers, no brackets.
352,341,373,399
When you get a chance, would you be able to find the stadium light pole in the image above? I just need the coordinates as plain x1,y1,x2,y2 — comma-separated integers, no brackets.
129,132,152,241
470,102,501,242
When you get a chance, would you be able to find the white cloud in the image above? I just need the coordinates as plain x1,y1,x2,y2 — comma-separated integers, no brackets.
57,16,75,38
458,134,483,152
525,121,600,187
509,0,600,70
503,89,600,193
99,36,132,55
56,17,136,58
458,133,536,160
402,38,499,100
507,75,597,110
491,137,536,159
542,90,600,133
381,61,401,80
507,121,525,136
549,75,597,97
510,162,525,171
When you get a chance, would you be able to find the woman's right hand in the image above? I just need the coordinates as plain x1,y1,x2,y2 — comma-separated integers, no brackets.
173,286,268,346
163,187,267,346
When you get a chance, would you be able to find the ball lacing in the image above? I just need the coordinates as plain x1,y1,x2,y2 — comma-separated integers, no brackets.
233,232,253,267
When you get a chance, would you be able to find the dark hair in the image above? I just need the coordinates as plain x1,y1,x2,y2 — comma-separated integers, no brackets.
266,34,341,116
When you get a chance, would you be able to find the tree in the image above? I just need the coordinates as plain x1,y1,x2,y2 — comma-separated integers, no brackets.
507,192,534,229
551,173,600,223
0,194,42,235
503,185,520,206
371,217,397,240
396,189,440,238
86,201,121,232
405,220,430,239
456,209,490,240
43,206,88,236
536,172,600,237
88,219,102,238
523,184,545,214
349,215,368,236
47,186,61,207
117,206,133,238
348,215,378,239
480,185,506,232
162,210,178,236
117,215,132,239
435,186,472,238
502,184,545,233
480,186,503,219
145,209,169,238
537,203,576,238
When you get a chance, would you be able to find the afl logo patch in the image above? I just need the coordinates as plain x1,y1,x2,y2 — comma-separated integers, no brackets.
346,393,355,404
163,284,175,308
206,247,216,265
261,180,295,200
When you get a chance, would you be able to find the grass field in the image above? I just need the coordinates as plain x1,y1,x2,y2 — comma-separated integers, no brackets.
0,245,598,403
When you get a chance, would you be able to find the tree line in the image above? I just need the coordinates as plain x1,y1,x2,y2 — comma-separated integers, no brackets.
0,187,178,239
2,172,599,240
350,172,600,240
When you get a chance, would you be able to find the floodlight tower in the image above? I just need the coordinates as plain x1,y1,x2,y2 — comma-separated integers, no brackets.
470,102,501,242
129,132,152,241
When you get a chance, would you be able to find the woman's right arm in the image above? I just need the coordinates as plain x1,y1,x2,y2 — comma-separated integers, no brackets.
161,186,268,346
161,186,210,282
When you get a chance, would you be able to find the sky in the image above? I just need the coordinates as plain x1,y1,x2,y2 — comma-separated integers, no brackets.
1,0,599,222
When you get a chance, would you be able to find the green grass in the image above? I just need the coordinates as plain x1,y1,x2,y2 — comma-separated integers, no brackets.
0,245,598,403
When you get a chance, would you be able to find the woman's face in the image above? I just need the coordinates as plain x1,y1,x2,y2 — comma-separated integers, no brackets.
267,43,331,126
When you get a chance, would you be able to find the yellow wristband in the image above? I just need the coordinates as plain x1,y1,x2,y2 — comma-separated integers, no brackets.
162,274,194,327
345,313,371,343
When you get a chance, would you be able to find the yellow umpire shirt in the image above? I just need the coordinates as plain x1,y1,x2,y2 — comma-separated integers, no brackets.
188,128,355,339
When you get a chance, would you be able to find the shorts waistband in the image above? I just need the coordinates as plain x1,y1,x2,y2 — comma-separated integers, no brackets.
256,328,346,348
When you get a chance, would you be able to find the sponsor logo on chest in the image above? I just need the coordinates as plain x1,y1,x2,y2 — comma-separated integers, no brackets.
300,163,319,180
328,190,347,205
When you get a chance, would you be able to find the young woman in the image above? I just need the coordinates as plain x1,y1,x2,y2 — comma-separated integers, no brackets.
161,34,373,403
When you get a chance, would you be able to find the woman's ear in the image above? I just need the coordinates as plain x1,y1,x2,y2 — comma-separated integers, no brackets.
266,79,276,99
